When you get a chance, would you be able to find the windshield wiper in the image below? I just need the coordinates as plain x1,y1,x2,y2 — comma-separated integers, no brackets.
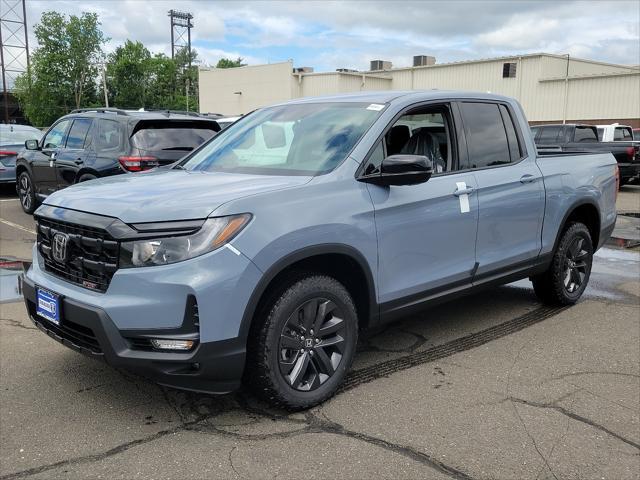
161,146,194,151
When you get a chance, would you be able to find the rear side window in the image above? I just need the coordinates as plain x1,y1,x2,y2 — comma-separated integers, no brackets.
131,121,218,153
573,126,598,143
66,118,92,149
95,119,123,152
459,102,511,168
614,127,632,140
538,126,562,144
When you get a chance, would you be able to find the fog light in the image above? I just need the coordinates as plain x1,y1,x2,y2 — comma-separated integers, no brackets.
150,339,195,351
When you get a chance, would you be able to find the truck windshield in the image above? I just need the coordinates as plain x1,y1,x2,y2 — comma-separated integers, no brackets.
179,102,383,175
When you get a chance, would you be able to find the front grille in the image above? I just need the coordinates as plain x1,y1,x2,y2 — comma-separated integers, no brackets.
33,315,103,354
37,217,119,292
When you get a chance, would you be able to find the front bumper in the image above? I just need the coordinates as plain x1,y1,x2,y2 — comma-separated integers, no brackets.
23,275,246,393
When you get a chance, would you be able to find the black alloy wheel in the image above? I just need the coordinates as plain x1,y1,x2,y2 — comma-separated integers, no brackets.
18,171,36,214
278,297,347,391
563,237,589,294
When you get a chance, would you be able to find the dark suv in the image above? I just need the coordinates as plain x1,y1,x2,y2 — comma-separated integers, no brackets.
15,108,220,213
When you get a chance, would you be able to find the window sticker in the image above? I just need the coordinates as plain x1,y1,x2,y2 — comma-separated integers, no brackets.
366,104,385,111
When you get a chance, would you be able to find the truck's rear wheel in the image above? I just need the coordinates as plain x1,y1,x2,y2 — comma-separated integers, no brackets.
247,275,358,410
532,222,593,305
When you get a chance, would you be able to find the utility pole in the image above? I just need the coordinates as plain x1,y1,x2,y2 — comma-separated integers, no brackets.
0,0,30,123
101,64,109,108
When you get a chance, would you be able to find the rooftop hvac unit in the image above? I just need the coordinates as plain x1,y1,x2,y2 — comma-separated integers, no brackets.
336,68,359,73
370,60,392,71
413,55,436,67
293,67,314,73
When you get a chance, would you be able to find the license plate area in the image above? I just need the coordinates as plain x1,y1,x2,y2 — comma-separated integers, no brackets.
36,287,61,325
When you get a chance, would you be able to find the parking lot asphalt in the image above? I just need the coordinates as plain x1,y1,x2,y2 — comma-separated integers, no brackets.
1,184,639,480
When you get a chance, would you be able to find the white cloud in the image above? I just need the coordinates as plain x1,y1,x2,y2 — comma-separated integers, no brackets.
24,0,640,69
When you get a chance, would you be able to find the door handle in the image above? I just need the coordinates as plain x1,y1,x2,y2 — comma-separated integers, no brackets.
520,174,536,184
454,186,474,197
50,152,57,160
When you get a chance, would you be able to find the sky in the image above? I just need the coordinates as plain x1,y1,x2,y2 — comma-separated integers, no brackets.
26,0,640,71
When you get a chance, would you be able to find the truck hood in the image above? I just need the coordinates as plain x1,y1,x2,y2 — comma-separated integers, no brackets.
43,169,312,223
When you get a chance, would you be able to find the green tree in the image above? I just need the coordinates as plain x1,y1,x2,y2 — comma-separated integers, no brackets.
14,11,107,126
106,40,151,108
215,57,245,69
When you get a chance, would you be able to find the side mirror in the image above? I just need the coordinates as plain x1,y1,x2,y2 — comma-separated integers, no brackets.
360,154,433,186
25,139,39,150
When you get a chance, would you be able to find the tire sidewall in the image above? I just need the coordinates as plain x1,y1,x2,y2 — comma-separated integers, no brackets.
263,276,358,407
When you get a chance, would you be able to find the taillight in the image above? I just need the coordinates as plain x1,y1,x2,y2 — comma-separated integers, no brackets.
625,146,634,161
0,150,17,156
118,156,158,172
614,164,620,198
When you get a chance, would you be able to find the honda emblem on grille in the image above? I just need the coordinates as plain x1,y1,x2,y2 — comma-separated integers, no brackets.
52,232,69,264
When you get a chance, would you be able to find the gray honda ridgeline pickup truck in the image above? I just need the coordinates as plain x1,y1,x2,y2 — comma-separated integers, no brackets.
23,91,617,409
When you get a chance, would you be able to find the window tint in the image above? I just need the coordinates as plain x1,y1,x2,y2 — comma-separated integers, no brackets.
614,127,632,140
65,118,92,149
460,102,511,168
596,127,604,141
95,119,122,152
537,126,562,144
131,122,218,152
499,105,522,161
573,126,598,143
42,119,71,149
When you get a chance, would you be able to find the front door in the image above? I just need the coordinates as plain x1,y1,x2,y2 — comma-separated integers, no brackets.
364,104,479,316
55,118,93,189
32,119,71,195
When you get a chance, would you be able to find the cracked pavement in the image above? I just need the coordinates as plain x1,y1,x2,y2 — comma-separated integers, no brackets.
1,185,639,479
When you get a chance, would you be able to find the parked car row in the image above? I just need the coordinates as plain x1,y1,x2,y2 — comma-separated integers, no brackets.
20,91,618,409
531,123,640,185
14,108,222,213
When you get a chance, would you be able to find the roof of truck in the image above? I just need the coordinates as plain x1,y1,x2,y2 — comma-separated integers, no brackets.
282,90,516,106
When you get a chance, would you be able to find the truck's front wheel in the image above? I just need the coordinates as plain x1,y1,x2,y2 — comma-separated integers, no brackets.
532,222,593,305
247,275,358,410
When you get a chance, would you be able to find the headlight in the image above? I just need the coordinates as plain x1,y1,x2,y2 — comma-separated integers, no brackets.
120,214,251,267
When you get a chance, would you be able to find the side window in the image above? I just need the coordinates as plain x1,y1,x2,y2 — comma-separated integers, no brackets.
363,140,385,175
538,126,562,144
42,119,71,149
65,118,93,149
459,102,511,168
95,119,122,152
615,128,632,141
573,126,598,143
499,105,522,161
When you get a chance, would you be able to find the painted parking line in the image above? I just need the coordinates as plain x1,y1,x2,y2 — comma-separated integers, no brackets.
0,198,19,202
0,218,36,235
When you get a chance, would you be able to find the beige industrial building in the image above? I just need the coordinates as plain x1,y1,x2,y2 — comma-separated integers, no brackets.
199,53,640,127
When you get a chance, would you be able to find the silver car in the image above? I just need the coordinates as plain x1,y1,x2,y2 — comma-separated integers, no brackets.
0,124,42,184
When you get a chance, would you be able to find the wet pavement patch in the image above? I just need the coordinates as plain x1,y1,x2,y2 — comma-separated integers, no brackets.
0,258,26,303
608,213,640,249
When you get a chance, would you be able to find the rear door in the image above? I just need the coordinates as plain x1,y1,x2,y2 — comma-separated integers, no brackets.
457,101,545,278
129,120,219,165
55,117,93,188
32,119,71,195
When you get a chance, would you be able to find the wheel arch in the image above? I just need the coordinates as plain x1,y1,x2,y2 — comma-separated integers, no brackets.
74,168,101,183
239,244,378,344
553,200,601,253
